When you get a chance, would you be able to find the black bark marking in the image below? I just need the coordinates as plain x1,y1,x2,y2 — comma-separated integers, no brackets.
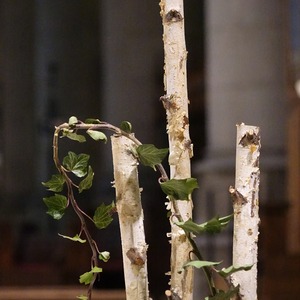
239,131,260,147
126,247,145,266
165,10,183,22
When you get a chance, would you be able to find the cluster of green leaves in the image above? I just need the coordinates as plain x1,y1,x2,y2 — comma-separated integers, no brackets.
42,117,202,298
176,214,233,235
42,151,114,229
42,117,118,299
42,116,251,300
177,214,253,299
63,116,107,143
184,259,252,299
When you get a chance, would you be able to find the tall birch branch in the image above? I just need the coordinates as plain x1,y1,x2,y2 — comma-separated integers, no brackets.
229,123,260,300
111,135,149,300
160,1,194,299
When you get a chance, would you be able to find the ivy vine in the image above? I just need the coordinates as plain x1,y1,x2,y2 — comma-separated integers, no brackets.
42,116,250,300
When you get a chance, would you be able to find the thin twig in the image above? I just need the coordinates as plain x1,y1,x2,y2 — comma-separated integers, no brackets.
53,126,99,300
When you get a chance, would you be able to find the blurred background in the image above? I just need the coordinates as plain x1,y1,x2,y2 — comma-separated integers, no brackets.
0,0,299,299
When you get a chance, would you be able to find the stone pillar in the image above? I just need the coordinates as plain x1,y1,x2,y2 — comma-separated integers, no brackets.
0,0,35,210
204,0,286,166
0,0,36,278
100,1,162,140
194,1,287,297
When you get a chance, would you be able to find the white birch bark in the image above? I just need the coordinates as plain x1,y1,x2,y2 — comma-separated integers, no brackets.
160,1,194,299
230,123,260,300
111,135,149,300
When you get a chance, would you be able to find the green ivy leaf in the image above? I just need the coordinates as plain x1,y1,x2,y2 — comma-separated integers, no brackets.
184,260,222,269
205,286,240,300
160,178,198,200
79,166,94,193
77,295,88,300
99,251,110,262
58,233,86,244
42,174,65,192
217,264,253,278
68,116,78,125
79,271,94,285
120,121,132,133
84,118,101,124
87,129,107,142
93,202,115,229
62,130,86,143
136,144,168,169
79,266,102,285
43,194,68,220
76,296,88,300
63,152,90,177
176,214,233,235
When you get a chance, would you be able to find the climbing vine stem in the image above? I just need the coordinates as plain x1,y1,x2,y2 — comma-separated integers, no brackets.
44,117,246,300
50,119,174,299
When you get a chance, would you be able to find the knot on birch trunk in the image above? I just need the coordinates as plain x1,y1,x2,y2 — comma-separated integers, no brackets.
165,10,183,23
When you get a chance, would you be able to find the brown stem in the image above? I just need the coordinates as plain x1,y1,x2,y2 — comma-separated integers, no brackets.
53,125,99,299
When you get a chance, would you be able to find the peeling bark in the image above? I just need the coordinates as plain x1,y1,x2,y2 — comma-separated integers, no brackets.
111,135,149,300
230,123,260,300
160,1,194,299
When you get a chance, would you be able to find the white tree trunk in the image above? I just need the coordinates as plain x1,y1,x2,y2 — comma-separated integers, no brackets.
230,123,260,300
160,1,194,299
111,135,149,300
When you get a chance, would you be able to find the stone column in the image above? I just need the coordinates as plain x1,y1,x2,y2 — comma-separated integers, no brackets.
205,0,286,165
0,0,35,210
100,1,161,140
0,0,36,277
194,1,287,297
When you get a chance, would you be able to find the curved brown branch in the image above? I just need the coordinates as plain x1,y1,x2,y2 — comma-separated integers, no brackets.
53,127,99,299
52,120,172,299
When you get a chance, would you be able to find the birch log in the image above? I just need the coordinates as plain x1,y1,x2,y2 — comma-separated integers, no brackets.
111,135,149,300
160,1,194,299
230,123,260,300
